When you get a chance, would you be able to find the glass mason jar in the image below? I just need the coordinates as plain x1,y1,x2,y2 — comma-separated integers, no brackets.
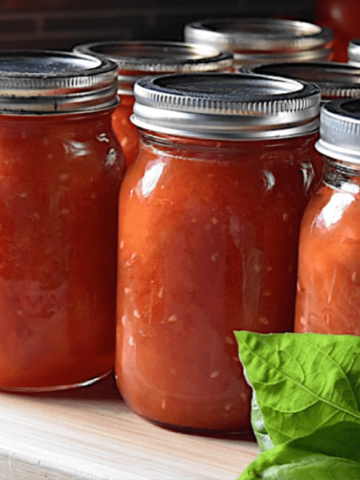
348,38,360,66
0,51,125,391
295,98,360,335
184,18,334,67
116,73,320,433
74,41,233,167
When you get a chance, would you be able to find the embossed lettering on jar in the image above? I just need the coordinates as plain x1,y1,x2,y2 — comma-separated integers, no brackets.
116,73,321,433
0,51,125,390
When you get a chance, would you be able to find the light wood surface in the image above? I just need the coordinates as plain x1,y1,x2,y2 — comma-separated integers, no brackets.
0,375,259,480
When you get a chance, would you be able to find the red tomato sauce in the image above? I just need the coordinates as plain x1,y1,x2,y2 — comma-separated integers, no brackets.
113,64,232,167
0,111,125,389
116,131,317,432
295,171,360,335
112,95,137,168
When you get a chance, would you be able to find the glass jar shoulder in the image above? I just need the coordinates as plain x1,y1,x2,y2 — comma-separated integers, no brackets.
0,113,124,186
121,131,318,204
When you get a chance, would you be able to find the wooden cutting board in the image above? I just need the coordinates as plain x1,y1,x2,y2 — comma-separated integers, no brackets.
0,375,259,480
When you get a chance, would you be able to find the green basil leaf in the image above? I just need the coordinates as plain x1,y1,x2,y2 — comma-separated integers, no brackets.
239,448,360,479
235,331,360,446
238,422,360,480
291,421,360,462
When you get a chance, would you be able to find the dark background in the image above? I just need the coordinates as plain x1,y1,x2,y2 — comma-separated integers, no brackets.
0,0,316,50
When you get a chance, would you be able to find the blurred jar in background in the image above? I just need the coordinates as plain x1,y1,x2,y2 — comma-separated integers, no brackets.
116,73,320,434
0,51,125,391
295,98,360,336
242,61,360,103
241,61,360,181
184,18,334,67
74,41,233,167
316,0,360,61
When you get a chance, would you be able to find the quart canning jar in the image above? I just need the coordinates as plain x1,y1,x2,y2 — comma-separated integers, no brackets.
0,51,125,391
184,18,334,67
74,41,233,166
116,73,320,433
295,99,360,336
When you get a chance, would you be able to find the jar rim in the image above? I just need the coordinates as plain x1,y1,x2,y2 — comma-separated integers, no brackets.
316,98,360,164
73,41,233,95
0,50,118,115
131,72,320,140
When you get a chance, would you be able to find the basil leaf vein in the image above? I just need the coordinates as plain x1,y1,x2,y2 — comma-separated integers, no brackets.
235,331,360,446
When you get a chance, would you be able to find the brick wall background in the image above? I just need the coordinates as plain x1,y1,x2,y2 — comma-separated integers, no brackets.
0,0,316,51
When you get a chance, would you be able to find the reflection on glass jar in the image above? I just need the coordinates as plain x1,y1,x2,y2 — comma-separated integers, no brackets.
348,38,360,66
116,73,321,433
0,51,125,391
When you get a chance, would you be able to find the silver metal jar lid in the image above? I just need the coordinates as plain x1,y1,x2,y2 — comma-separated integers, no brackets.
348,39,360,67
184,18,334,64
0,50,118,115
316,99,360,164
131,73,320,140
241,62,360,101
74,41,233,95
